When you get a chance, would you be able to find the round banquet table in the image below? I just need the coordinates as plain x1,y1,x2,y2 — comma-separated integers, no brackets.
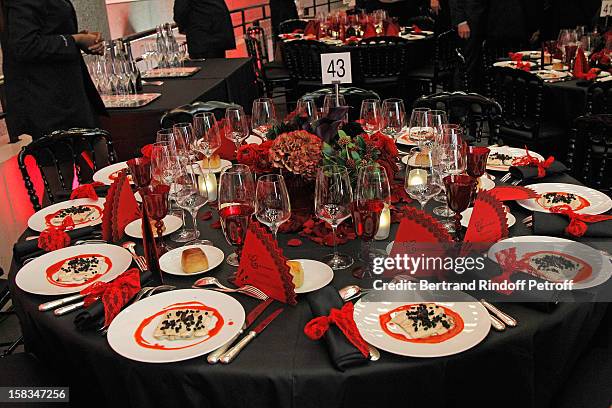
8,172,612,408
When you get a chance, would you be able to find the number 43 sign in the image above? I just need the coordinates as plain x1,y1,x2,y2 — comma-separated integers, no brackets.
321,52,352,84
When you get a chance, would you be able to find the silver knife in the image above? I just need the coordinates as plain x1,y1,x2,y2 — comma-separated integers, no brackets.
54,300,85,316
207,298,273,364
220,308,283,364
480,299,517,327
39,293,85,312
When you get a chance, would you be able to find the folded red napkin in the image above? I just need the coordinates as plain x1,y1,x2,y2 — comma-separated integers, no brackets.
548,205,612,237
385,21,400,37
141,144,153,159
70,182,105,200
37,219,73,252
573,47,598,80
304,21,320,38
363,23,377,38
411,24,422,34
511,148,556,178
80,268,141,327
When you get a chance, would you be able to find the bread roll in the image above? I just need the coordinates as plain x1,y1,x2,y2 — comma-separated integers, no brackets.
286,261,304,289
200,154,221,169
181,248,209,273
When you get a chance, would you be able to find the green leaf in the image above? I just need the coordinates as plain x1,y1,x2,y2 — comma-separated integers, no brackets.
322,143,334,156
337,130,347,138
351,150,360,160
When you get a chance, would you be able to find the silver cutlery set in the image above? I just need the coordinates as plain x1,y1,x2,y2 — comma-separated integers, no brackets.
499,172,522,185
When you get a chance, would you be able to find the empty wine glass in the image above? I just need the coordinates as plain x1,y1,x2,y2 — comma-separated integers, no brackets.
315,165,354,270
436,124,464,146
360,99,382,135
432,143,467,232
408,107,432,145
296,98,318,122
381,98,406,140
225,106,250,154
427,110,448,146
323,93,347,115
251,98,276,139
175,164,211,245
218,164,256,266
255,174,291,240
172,122,196,165
404,149,441,210
193,112,221,174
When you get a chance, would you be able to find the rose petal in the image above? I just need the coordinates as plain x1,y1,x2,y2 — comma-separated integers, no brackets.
210,220,221,229
200,210,213,221
287,238,302,247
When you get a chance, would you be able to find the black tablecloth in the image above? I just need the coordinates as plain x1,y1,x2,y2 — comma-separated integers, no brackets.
544,79,589,128
8,173,612,408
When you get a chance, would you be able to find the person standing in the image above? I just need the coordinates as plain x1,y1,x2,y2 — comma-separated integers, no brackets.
174,0,236,59
449,0,486,89
0,0,106,141
270,0,299,37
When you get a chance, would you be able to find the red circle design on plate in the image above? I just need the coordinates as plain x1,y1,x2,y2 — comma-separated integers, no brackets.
44,205,103,228
379,304,464,344
45,253,112,287
134,301,225,350
536,193,590,212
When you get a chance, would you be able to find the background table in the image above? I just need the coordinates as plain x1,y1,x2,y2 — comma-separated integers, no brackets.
8,173,612,408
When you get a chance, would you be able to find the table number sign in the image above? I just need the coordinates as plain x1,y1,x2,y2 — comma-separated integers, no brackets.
321,52,353,84
601,0,612,17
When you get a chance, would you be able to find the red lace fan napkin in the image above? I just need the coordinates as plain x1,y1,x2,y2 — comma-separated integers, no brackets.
573,47,598,80
363,23,377,38
101,172,141,242
37,217,74,251
70,182,105,200
385,21,400,36
234,223,297,305
488,185,538,201
304,21,320,38
80,268,141,327
304,302,369,358
463,190,509,249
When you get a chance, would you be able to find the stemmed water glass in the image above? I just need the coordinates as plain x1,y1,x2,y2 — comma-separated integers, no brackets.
381,98,405,140
432,124,464,207
443,175,477,241
172,122,196,165
352,164,390,265
193,112,221,173
404,149,442,210
323,94,347,115
143,184,171,254
255,174,291,240
126,157,152,193
360,99,382,135
174,164,211,245
408,107,431,145
218,164,256,266
427,110,448,146
315,165,354,270
296,98,318,122
225,106,250,154
251,98,276,139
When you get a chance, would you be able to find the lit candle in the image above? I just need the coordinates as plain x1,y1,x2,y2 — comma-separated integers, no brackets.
407,169,427,186
204,173,217,202
375,204,391,240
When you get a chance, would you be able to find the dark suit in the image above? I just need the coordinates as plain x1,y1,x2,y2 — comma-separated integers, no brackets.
174,0,236,59
449,0,486,88
1,0,105,140
270,0,298,37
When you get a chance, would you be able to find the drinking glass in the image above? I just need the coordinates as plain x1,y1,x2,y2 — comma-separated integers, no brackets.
360,99,382,135
436,124,464,146
255,174,291,240
432,143,467,230
404,149,442,210
323,94,347,115
218,164,256,266
296,98,318,122
443,174,477,240
172,122,196,165
315,165,354,270
381,98,406,140
408,107,432,144
353,164,390,264
193,112,221,174
225,106,250,154
150,141,172,185
427,110,448,146
143,184,171,254
174,164,211,245
466,146,490,179
251,98,277,139
126,157,152,192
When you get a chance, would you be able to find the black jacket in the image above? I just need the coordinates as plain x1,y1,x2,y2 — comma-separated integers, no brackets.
1,0,105,140
448,0,487,35
173,0,236,56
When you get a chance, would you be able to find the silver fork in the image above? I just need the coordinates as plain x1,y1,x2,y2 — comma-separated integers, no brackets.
523,215,533,228
499,173,512,183
193,277,269,300
511,179,521,186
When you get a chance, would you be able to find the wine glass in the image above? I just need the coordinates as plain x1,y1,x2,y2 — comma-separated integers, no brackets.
126,157,152,192
404,149,442,210
172,122,196,165
443,174,477,240
436,124,464,146
143,184,171,254
315,165,354,270
156,128,174,146
174,164,211,245
255,174,291,240
427,110,448,146
193,112,221,174
353,164,390,265
296,98,318,122
225,106,250,154
150,141,172,185
381,98,406,140
360,99,382,135
432,143,467,231
408,107,432,145
323,93,346,115
218,164,256,266
251,98,276,139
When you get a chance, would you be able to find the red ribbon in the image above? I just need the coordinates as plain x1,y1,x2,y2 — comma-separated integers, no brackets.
411,24,422,34
549,204,612,237
304,302,369,358
80,268,141,327
37,217,75,252
70,182,104,200
492,247,534,294
512,147,555,178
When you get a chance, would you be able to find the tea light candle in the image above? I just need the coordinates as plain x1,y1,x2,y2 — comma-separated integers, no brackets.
198,172,218,202
407,169,427,186
375,205,391,241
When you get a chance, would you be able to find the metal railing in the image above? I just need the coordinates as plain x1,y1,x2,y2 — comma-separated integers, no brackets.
303,0,345,18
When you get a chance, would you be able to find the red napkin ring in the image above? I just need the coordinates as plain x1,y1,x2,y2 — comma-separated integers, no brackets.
492,247,535,294
549,204,612,237
411,24,422,33
512,146,555,178
304,302,369,358
70,182,104,200
80,268,141,327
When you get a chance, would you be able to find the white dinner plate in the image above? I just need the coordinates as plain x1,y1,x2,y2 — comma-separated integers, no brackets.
460,206,516,228
159,245,225,276
15,244,132,295
124,215,183,239
245,135,263,145
354,291,491,357
107,289,245,363
291,259,334,294
493,60,537,69
28,198,106,232
477,176,495,191
93,162,130,185
400,34,426,40
488,236,612,290
533,69,570,80
395,127,418,146
486,146,544,172
516,183,612,215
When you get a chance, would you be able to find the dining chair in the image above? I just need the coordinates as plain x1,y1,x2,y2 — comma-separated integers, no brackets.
413,91,502,144
481,38,530,93
356,36,410,98
586,80,612,115
278,19,308,35
160,101,238,128
245,25,292,98
485,66,565,157
282,39,331,98
300,87,381,122
17,128,116,211
566,114,612,194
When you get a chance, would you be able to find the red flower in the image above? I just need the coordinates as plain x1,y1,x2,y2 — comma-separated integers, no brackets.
141,144,153,159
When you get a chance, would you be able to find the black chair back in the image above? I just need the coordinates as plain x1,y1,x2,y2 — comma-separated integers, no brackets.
482,39,529,72
300,87,380,122
278,19,308,35
357,36,409,81
567,114,612,193
434,30,467,91
486,66,544,140
282,40,330,82
586,80,612,115
160,101,238,128
246,25,270,64
413,91,502,144
405,16,436,31
18,128,116,211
